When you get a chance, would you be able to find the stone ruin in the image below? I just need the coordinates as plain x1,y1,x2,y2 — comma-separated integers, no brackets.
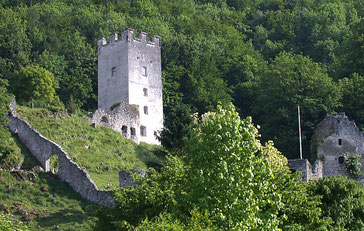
89,101,141,143
289,113,364,183
7,100,146,207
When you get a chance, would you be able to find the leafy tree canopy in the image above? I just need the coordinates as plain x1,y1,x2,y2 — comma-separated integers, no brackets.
339,73,364,129
253,52,341,159
96,103,330,230
10,64,57,105
307,176,364,230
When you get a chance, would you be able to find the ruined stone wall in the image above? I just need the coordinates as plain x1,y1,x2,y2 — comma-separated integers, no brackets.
287,159,323,181
90,101,140,143
119,169,146,188
314,113,364,180
311,160,323,180
288,159,310,182
8,102,115,207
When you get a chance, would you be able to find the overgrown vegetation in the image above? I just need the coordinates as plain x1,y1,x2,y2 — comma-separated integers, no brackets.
343,152,364,179
0,170,98,230
0,0,363,230
0,211,29,231
16,106,161,188
95,104,335,230
0,0,363,159
308,175,364,230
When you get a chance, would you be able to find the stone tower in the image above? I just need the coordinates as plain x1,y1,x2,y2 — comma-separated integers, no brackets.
97,28,163,144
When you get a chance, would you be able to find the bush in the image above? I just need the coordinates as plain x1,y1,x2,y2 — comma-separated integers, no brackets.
343,152,364,179
308,175,364,230
0,212,29,231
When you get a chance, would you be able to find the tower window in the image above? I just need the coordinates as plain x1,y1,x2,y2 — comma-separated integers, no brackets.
338,156,344,164
130,127,136,136
111,67,116,76
101,116,109,123
143,88,148,96
144,106,148,115
121,126,128,136
142,66,147,76
140,126,147,136
338,139,342,145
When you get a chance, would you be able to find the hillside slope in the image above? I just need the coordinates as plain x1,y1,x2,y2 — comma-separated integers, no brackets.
0,105,163,230
16,106,162,188
0,170,98,230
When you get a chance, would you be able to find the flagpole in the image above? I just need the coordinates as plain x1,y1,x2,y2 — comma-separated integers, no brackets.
298,106,303,159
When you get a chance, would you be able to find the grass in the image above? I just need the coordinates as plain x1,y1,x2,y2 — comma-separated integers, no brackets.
16,106,162,188
0,170,98,231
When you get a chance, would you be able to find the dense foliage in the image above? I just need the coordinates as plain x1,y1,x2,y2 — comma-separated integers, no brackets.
307,176,364,230
96,104,335,230
0,79,25,169
343,152,364,179
0,0,363,159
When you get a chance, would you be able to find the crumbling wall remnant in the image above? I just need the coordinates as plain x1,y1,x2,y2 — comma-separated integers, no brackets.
8,101,115,207
313,113,364,181
89,101,140,143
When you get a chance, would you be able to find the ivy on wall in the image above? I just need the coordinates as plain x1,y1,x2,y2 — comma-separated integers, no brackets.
343,152,364,179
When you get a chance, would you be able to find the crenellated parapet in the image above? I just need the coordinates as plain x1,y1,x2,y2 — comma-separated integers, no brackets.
97,28,161,49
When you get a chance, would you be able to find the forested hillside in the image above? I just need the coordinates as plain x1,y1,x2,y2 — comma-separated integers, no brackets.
0,0,363,159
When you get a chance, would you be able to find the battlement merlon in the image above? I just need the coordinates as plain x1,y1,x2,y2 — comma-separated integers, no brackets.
97,28,161,49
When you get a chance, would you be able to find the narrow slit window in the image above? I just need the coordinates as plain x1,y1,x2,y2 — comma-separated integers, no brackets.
338,156,344,164
338,139,342,145
121,126,128,136
142,66,147,76
143,88,148,96
144,106,148,115
111,67,116,76
101,116,108,123
140,126,146,136
130,127,136,136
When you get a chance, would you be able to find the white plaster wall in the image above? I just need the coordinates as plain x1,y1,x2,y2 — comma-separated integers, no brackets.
98,29,163,145
98,34,129,110
127,33,163,144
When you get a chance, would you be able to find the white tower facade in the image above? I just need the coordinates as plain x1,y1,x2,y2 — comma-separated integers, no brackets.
97,29,163,144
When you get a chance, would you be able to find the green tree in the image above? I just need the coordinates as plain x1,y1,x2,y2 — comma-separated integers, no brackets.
0,8,31,80
181,104,282,230
307,176,364,230
339,74,364,129
157,102,194,156
0,79,24,170
261,142,331,230
253,52,341,159
182,55,232,113
97,104,283,230
0,79,11,127
335,18,364,78
10,65,57,106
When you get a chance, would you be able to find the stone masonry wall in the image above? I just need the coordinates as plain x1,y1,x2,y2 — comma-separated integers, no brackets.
90,101,140,143
8,101,115,207
314,113,364,182
98,28,163,145
287,159,323,181
287,159,310,182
